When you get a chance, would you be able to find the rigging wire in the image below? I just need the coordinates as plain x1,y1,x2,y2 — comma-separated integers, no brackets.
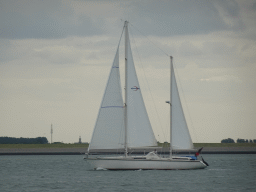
130,22,169,57
117,23,125,48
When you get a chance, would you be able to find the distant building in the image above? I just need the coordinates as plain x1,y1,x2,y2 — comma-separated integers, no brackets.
74,136,88,144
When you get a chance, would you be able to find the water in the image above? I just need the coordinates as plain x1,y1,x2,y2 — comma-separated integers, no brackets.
0,154,255,192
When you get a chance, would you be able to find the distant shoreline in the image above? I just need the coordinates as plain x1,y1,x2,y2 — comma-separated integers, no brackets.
1,147,256,155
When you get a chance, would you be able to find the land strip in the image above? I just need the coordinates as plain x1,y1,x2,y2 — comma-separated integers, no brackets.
1,143,256,155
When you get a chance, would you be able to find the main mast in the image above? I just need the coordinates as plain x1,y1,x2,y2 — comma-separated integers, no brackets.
124,21,128,157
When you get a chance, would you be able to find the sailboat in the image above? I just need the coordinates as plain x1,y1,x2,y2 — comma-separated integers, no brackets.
85,21,208,170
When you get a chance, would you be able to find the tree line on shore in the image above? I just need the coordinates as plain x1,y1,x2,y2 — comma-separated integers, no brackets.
0,137,48,144
221,138,256,143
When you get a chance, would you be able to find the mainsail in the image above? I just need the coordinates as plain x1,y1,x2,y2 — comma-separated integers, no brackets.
125,29,157,148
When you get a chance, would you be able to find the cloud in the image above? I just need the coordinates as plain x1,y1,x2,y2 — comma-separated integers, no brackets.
0,0,105,39
1,0,255,41
125,0,228,36
0,0,241,40
200,75,241,82
213,0,242,28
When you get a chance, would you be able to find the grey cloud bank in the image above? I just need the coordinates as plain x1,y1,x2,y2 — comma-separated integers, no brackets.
0,0,247,39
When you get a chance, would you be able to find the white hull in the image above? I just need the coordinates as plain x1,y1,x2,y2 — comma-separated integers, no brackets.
85,157,207,170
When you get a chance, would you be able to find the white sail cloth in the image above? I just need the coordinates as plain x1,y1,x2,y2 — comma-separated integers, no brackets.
171,64,194,149
125,30,157,148
89,49,125,150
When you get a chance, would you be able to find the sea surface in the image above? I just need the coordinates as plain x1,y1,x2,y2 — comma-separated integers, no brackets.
0,154,255,192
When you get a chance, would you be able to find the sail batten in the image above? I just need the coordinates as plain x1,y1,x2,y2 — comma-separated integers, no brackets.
101,106,123,108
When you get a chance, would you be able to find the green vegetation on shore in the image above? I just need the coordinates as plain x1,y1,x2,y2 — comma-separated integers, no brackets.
193,143,256,147
1,143,256,148
0,143,89,148
157,143,256,147
0,137,48,144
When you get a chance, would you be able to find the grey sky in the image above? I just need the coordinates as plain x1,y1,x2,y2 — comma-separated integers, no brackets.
0,0,256,143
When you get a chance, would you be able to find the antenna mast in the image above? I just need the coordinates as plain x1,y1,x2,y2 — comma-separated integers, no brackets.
51,124,53,144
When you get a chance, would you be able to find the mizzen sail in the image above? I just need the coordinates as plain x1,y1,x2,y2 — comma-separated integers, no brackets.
171,64,193,149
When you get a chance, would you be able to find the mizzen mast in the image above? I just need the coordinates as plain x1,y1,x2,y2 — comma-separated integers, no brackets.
166,56,173,159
